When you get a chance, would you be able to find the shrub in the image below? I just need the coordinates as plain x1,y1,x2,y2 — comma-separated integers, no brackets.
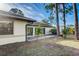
62,29,67,35
50,28,57,35
35,28,42,35
68,27,74,34
62,29,68,38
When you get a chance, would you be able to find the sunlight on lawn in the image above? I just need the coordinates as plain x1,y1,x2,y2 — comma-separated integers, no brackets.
56,40,79,49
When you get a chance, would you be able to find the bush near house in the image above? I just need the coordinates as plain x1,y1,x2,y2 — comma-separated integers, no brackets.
62,27,74,35
35,24,44,36
62,29,68,38
35,27,42,35
62,29,68,35
67,27,75,34
50,28,57,35
61,27,75,38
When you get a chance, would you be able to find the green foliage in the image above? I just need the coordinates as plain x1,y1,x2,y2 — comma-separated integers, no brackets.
62,26,68,38
50,28,57,34
36,28,41,35
35,25,42,36
45,3,55,11
65,4,73,14
45,3,56,25
62,25,74,35
62,29,67,35
59,4,73,15
66,25,75,34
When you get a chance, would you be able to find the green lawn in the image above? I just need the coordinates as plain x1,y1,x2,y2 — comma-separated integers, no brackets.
0,37,79,56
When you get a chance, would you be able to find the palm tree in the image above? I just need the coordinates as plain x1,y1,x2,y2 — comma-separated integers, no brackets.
45,3,60,36
62,3,66,30
55,3,60,36
62,3,67,38
73,3,79,40
59,3,73,38
45,3,55,25
62,3,73,30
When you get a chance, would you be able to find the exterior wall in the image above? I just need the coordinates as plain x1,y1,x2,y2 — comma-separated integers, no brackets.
27,26,53,41
27,26,53,36
33,27,35,36
0,17,29,45
0,16,52,45
0,35,25,45
45,27,52,35
14,20,26,35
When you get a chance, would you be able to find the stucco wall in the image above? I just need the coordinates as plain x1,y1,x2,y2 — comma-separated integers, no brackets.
0,17,28,45
27,26,53,36
45,27,52,35
0,35,25,45
14,20,26,35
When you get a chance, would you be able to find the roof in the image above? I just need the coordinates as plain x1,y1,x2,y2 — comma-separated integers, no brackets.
27,22,53,27
0,10,36,22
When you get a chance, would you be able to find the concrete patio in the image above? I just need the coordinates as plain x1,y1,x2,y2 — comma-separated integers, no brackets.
0,37,79,56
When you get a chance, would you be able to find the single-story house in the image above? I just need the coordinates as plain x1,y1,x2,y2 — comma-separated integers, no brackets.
27,22,53,36
0,10,53,45
26,22,53,40
0,10,36,45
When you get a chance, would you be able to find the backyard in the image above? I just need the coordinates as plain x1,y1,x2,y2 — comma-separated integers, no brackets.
0,36,79,56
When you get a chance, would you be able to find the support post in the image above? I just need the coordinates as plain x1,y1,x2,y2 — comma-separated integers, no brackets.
33,27,35,36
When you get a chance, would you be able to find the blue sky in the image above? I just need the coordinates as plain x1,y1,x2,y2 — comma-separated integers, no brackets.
0,3,76,26
8,3,50,21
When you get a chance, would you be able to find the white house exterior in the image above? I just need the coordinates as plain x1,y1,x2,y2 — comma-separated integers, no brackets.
0,10,36,45
26,22,53,40
0,10,53,45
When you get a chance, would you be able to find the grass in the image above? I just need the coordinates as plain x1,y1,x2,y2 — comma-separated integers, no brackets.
0,37,79,56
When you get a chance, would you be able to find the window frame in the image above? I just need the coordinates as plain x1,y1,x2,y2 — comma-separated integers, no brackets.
0,21,14,35
27,27,33,36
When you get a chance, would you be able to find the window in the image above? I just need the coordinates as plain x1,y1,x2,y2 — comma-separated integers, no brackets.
0,21,13,35
41,28,45,34
27,27,33,36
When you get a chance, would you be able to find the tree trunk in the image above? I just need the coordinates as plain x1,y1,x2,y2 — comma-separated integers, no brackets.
56,3,60,37
62,3,66,38
73,3,79,40
62,3,66,31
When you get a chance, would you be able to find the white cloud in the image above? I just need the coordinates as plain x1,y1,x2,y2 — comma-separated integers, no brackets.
26,6,33,11
0,3,46,21
38,13,45,18
0,3,11,11
29,12,46,20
